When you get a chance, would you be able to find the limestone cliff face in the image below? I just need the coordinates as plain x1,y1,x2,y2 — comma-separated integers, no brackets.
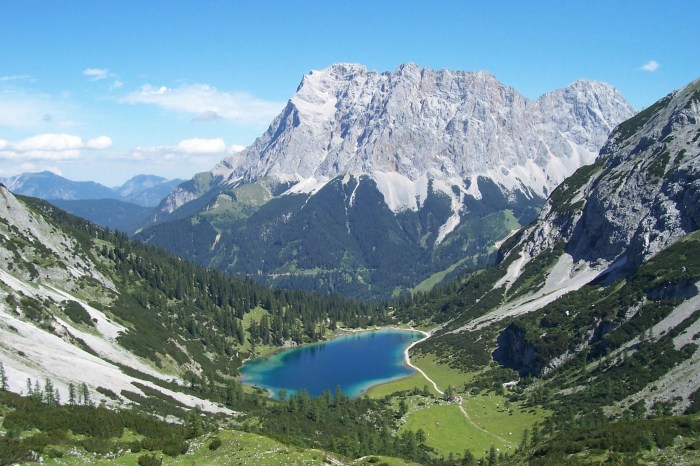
514,79,700,272
161,63,634,222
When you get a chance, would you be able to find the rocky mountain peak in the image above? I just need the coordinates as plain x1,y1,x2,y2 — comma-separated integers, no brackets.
147,65,637,295
515,77,700,273
205,64,634,213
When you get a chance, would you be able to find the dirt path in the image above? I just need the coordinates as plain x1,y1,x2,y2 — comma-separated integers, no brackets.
404,332,443,396
405,333,513,447
457,402,513,447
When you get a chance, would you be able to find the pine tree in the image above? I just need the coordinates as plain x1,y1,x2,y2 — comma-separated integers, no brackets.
287,394,298,412
33,380,42,402
68,383,77,405
398,398,409,417
531,422,540,447
186,408,204,437
44,378,56,404
26,377,32,396
402,430,417,459
81,382,92,406
461,449,475,465
519,428,529,451
487,445,497,466
0,362,7,390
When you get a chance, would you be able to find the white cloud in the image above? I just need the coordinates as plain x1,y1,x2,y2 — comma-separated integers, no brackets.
12,133,83,152
128,138,241,164
640,60,660,72
109,80,124,91
2,149,81,161
83,68,110,81
175,138,226,154
193,110,223,122
86,136,113,150
83,69,124,92
0,133,112,161
121,83,284,125
0,75,32,83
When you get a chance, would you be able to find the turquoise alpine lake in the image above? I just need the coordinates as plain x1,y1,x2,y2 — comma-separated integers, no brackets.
240,329,424,399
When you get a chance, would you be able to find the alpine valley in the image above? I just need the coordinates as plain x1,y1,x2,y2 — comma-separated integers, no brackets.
136,64,635,300
0,71,699,465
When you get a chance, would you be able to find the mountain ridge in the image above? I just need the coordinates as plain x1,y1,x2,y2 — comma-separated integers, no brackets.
1,171,182,207
518,78,700,274
140,63,635,299
164,64,634,222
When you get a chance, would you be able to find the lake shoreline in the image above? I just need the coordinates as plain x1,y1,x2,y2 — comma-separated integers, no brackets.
240,327,427,399
403,329,443,395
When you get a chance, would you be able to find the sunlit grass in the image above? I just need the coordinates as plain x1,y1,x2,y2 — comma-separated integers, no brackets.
45,429,345,465
401,402,496,459
411,353,477,389
461,391,549,448
365,373,439,398
396,354,548,459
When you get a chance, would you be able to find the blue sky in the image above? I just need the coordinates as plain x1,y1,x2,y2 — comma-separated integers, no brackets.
0,0,697,186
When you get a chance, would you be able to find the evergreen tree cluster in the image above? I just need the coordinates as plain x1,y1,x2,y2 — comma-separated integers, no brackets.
0,389,196,465
256,389,434,463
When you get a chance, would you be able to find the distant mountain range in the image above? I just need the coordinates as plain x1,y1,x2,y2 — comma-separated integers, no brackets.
1,171,182,207
48,198,154,233
137,63,635,299
0,172,182,232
